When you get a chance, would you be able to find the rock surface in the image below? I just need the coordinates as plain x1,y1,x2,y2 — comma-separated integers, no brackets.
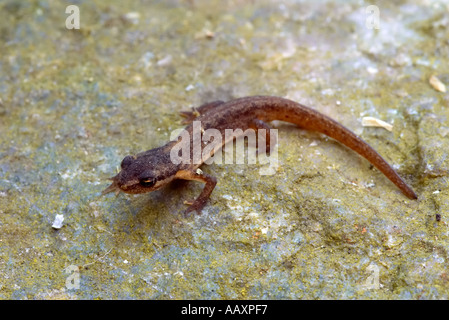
0,0,448,299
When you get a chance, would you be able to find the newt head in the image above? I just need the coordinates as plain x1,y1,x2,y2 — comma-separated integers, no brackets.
102,147,179,196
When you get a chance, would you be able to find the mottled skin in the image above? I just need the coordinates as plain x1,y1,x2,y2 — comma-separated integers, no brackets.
103,96,417,215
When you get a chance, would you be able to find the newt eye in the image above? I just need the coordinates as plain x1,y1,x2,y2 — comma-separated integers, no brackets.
120,155,134,169
139,177,156,188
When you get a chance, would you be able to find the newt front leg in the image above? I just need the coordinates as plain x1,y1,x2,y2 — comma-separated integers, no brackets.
175,169,218,215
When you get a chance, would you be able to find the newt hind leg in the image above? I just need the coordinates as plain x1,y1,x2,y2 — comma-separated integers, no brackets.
180,100,225,124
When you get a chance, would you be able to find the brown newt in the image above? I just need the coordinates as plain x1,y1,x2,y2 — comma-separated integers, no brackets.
103,96,417,214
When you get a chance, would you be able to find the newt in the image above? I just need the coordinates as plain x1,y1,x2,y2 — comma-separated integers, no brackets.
103,96,417,214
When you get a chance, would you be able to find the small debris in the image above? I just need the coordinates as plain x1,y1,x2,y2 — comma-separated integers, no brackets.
436,214,441,222
394,89,409,98
80,248,112,270
122,12,140,25
429,75,446,93
156,55,172,67
194,28,215,39
52,214,64,229
204,30,215,39
362,117,393,132
367,66,378,74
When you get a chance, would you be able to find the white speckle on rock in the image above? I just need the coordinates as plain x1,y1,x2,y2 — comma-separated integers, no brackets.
123,12,140,25
52,214,64,229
